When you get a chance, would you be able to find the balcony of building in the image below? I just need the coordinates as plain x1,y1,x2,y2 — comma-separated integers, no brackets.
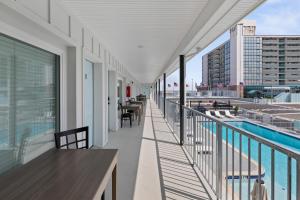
1,0,300,200
102,100,211,200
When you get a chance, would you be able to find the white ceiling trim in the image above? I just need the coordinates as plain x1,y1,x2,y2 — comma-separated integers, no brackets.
61,0,266,83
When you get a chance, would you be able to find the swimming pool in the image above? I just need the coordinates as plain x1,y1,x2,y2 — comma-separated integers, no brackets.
228,121,300,152
222,121,299,200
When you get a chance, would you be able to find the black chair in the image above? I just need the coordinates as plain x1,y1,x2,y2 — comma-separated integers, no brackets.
54,126,105,200
125,101,134,117
126,101,138,120
54,127,89,149
119,103,132,128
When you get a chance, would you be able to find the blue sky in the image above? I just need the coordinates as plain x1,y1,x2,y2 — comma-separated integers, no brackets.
166,0,300,90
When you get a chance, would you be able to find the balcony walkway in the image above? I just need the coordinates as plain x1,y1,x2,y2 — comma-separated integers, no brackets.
104,100,211,200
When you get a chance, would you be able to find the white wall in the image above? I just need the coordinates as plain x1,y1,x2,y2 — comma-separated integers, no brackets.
0,0,140,160
141,84,151,98
230,22,244,86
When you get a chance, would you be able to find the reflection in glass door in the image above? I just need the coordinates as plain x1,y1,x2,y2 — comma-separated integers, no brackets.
0,34,59,174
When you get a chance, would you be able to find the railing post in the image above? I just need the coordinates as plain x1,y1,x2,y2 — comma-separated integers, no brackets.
156,81,158,104
179,55,185,145
154,82,157,103
163,73,166,118
158,78,160,108
297,159,300,200
216,122,223,199
193,112,196,165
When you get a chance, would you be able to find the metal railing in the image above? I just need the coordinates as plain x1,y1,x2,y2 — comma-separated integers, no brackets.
165,99,180,139
159,95,164,116
240,108,300,134
162,99,300,200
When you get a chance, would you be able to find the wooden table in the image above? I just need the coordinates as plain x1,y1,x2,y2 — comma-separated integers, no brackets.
123,104,142,125
130,101,144,113
0,149,118,200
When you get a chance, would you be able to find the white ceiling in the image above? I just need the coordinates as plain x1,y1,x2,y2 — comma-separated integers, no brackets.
61,0,265,83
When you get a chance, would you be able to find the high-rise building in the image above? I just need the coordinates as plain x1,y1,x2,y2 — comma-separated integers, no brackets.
201,20,300,96
202,40,230,88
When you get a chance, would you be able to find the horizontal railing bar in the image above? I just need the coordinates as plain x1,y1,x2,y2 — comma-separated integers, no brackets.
181,105,300,159
166,99,180,105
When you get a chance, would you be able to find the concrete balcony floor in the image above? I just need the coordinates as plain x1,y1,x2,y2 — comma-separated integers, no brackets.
103,100,211,200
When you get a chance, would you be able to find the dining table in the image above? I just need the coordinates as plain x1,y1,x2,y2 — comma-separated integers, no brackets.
0,149,118,200
123,104,142,125
129,100,144,113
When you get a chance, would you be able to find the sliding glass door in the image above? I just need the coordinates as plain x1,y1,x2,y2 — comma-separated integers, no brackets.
0,34,59,173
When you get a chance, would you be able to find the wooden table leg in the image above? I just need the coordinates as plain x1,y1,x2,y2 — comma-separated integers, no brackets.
138,109,141,125
112,165,117,200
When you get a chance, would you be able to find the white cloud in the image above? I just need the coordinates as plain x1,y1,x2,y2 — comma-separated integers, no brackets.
265,0,282,5
247,0,300,35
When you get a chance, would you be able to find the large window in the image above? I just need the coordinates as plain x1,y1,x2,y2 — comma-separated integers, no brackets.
244,36,262,85
0,34,59,173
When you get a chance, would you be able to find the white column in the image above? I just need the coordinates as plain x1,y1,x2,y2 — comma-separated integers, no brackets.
76,47,84,128
94,62,108,146
108,70,118,131
66,47,77,129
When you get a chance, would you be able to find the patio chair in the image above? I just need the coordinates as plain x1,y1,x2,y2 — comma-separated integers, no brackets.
214,111,224,119
119,103,132,128
54,126,106,200
124,101,136,119
225,110,235,118
205,111,213,117
54,127,89,149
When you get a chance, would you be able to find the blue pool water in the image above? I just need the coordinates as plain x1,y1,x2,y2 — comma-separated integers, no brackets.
0,122,55,145
229,121,300,152
206,121,298,200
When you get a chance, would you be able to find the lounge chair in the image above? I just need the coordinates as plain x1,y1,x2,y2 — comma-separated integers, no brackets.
214,111,224,119
225,110,235,118
205,111,212,117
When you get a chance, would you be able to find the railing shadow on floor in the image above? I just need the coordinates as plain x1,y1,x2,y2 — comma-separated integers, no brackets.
150,101,212,200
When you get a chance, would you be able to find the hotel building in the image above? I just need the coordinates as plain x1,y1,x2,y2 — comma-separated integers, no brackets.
201,20,300,96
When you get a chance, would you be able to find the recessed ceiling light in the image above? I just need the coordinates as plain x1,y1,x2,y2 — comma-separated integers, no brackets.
137,45,144,48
